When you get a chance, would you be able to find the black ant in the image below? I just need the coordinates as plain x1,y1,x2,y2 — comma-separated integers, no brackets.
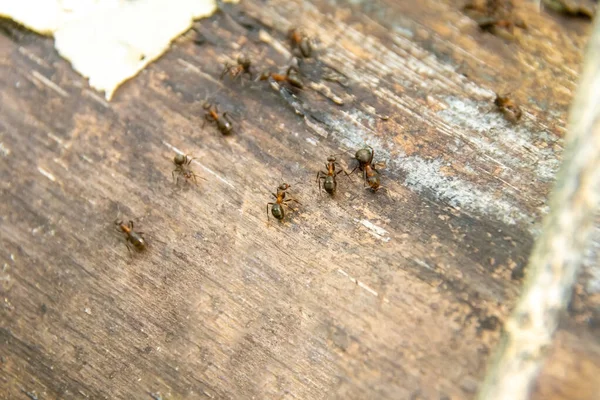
288,28,312,58
172,154,204,184
267,183,301,221
203,103,234,135
351,146,383,191
259,66,304,89
494,93,522,123
220,54,253,81
115,219,146,253
316,155,350,196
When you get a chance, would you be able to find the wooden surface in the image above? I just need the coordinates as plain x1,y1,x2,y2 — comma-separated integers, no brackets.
1,1,598,399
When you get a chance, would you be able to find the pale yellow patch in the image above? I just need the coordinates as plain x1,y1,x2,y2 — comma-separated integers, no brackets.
1,0,239,100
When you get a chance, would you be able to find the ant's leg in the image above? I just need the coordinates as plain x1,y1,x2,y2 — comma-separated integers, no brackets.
316,173,323,195
282,202,297,212
191,171,206,183
172,170,177,182
272,193,278,199
129,221,134,230
365,184,385,193
232,69,242,81
286,65,299,76
335,163,351,177
220,64,231,79
202,113,215,129
284,198,302,205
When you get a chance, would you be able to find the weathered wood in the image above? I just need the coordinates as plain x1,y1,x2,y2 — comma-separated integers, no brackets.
478,11,600,398
0,1,597,399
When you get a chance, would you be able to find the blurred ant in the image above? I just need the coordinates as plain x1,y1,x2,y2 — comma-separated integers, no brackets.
494,93,522,123
267,183,301,221
288,28,312,58
316,155,350,196
115,219,146,253
477,17,526,34
463,0,526,35
350,146,383,191
259,66,304,89
203,103,234,135
220,54,253,81
172,154,204,184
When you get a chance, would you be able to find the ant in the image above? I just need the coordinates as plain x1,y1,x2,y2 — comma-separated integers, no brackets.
259,66,304,89
494,93,522,123
464,0,526,36
115,219,146,253
288,28,312,58
203,103,234,135
350,146,383,191
172,154,204,184
220,54,253,81
477,17,526,34
267,183,301,221
316,155,350,196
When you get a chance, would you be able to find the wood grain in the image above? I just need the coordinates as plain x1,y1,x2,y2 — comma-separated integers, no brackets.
0,1,597,399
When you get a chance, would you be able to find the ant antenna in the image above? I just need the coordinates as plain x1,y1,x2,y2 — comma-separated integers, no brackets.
200,87,223,105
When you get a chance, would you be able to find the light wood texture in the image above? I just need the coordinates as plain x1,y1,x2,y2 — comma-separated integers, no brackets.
1,1,597,399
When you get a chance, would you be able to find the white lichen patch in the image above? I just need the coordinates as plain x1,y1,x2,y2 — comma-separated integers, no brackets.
328,109,389,156
324,107,539,232
438,96,561,182
401,156,534,228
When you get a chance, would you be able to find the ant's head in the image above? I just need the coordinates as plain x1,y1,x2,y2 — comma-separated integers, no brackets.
327,156,337,163
114,219,124,227
278,183,291,191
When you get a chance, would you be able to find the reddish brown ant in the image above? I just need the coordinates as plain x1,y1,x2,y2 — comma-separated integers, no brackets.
220,54,253,81
288,28,312,58
350,146,383,191
115,219,146,253
203,103,234,135
494,93,522,123
259,66,304,89
316,155,350,196
172,154,204,184
267,183,301,221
